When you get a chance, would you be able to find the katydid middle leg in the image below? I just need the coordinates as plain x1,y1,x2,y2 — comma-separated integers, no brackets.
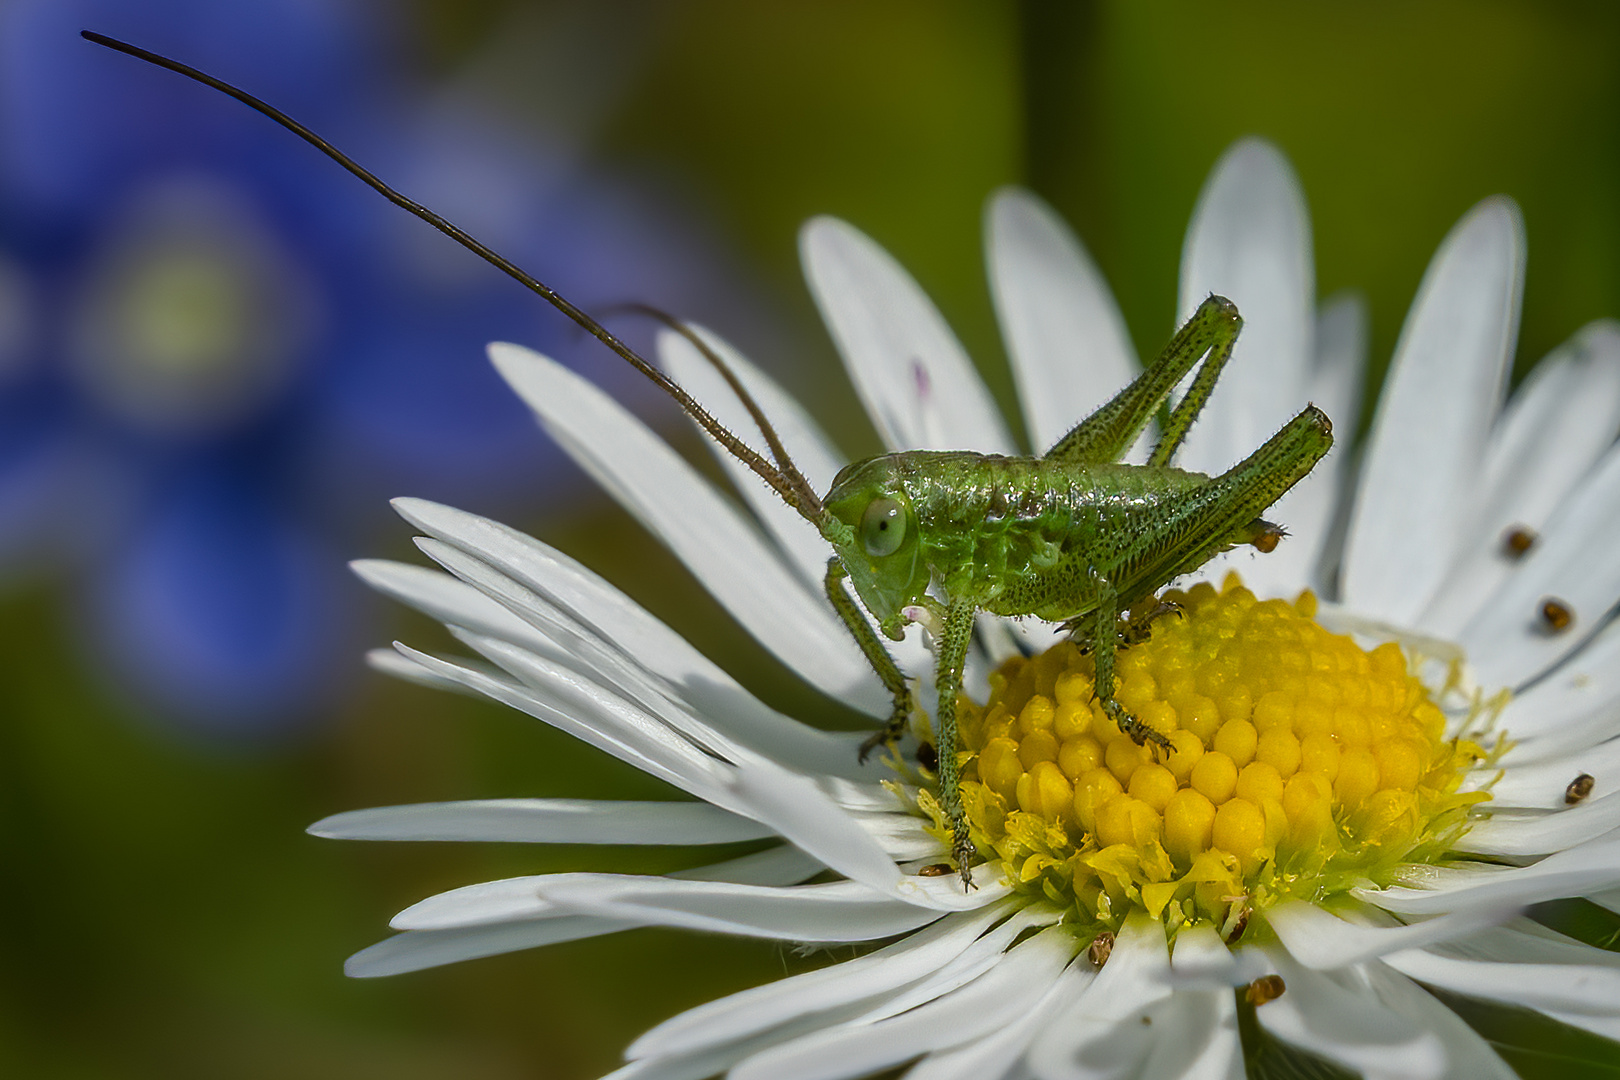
932,597,979,885
1086,579,1173,751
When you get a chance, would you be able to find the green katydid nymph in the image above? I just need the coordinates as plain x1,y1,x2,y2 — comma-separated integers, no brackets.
84,31,1334,886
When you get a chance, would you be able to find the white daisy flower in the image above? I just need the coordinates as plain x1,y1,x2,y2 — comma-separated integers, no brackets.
315,138,1620,1079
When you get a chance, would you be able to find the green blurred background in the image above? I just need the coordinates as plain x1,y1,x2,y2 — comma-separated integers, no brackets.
5,1,1620,1076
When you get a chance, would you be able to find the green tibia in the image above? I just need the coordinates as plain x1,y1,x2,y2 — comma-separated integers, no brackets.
1045,295,1242,466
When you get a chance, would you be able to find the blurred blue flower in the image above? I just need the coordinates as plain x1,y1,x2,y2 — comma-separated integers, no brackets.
0,0,748,738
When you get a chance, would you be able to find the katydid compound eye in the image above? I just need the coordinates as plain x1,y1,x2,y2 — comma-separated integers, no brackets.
860,497,906,557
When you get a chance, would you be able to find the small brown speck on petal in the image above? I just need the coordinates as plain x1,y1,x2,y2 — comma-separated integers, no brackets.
1245,975,1287,1006
1087,931,1115,967
1566,773,1595,806
1541,598,1574,633
1502,526,1537,559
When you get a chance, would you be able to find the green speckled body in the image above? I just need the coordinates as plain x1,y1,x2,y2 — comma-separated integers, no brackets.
871,451,1231,620
822,431,1319,633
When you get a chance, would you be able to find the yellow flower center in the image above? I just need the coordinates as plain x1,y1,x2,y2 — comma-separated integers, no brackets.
950,576,1489,941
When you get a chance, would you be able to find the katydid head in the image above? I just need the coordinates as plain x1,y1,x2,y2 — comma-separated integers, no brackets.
820,458,929,641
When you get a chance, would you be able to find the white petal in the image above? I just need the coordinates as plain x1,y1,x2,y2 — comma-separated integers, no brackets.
1167,925,1241,989
1355,962,1518,1080
1459,793,1620,855
986,187,1136,453
1309,292,1371,433
488,341,884,712
727,927,1075,1080
1341,197,1524,625
1266,900,1517,969
852,812,942,861
392,846,825,931
1525,1007,1620,1043
1491,616,1620,754
1477,743,1620,809
655,325,935,677
1255,952,1446,1080
392,498,889,775
1386,938,1620,1018
800,216,1014,454
1458,438,1620,689
1359,834,1620,914
429,569,751,759
445,627,904,889
446,619,900,881
1420,321,1620,635
389,643,734,805
1477,320,1620,524
536,874,944,941
394,498,718,689
1136,986,1244,1080
1025,913,1171,1080
389,876,550,929
629,902,1014,1061
904,962,1088,1080
656,325,845,589
672,844,834,887
852,905,1060,1024
345,915,638,978
1417,917,1620,972
606,1006,880,1080
1215,293,1368,600
1176,138,1314,478
353,559,558,657
308,798,776,845
365,645,482,695
891,860,1012,910
723,763,903,893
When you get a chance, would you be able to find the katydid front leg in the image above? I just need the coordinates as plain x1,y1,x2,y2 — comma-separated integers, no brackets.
827,560,978,883
825,558,913,761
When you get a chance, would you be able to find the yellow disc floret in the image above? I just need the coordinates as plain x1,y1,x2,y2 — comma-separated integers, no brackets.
949,576,1488,941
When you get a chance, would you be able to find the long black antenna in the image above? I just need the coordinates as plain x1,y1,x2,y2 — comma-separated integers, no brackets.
80,29,826,522
603,303,824,515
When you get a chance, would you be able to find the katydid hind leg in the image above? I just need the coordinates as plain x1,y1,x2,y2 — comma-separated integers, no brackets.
1043,296,1242,466
825,559,915,761
1138,405,1335,591
1146,304,1241,467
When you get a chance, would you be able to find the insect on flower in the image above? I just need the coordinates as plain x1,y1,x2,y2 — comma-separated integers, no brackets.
83,30,1333,884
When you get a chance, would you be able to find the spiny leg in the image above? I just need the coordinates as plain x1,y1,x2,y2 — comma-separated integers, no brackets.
1088,581,1172,752
933,598,979,886
1130,407,1335,594
1044,296,1243,466
1147,301,1240,467
825,558,913,762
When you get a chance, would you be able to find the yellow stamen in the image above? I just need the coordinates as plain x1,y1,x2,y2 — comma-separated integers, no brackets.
950,576,1489,940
